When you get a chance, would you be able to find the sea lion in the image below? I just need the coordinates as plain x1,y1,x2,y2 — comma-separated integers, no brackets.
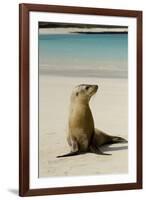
57,84,127,158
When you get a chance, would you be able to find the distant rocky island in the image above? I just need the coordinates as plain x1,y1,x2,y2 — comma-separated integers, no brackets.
39,22,128,35
39,22,128,29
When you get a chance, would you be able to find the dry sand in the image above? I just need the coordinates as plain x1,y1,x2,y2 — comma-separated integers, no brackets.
39,75,128,177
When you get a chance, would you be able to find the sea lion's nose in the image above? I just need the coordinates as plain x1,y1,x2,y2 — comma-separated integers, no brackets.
94,85,98,90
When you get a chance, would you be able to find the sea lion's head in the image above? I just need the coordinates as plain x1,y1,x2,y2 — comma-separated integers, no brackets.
71,84,98,104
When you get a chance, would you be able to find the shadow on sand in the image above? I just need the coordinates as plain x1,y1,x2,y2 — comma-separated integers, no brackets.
101,144,128,153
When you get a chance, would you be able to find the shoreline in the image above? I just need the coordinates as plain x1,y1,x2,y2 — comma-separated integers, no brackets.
39,27,128,35
39,71,128,79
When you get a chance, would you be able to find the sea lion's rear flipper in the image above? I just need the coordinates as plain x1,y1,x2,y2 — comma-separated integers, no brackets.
56,151,79,158
89,145,111,156
94,129,128,146
110,136,128,144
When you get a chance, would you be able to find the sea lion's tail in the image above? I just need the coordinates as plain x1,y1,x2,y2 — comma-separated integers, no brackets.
110,136,128,144
56,151,79,158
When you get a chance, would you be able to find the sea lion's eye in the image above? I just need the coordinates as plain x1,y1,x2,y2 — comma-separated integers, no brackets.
76,92,79,96
85,86,89,90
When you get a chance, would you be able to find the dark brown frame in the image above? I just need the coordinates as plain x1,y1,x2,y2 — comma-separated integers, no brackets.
19,3,143,197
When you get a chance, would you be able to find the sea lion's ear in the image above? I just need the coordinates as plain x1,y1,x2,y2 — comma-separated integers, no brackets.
76,92,79,96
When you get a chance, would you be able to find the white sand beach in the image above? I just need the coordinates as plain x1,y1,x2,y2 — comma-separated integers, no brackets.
39,75,128,177
39,27,128,35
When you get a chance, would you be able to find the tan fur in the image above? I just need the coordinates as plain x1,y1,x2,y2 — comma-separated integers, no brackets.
57,84,127,158
68,84,97,152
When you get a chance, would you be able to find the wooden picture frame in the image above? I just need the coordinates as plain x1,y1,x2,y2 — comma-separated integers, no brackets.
19,3,142,196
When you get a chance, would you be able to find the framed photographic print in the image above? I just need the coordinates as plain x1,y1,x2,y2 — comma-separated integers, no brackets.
19,3,142,196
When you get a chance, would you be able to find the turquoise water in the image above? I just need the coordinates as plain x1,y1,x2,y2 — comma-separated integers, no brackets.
39,33,128,78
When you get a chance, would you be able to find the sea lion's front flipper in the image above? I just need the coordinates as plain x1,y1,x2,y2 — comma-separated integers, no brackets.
89,145,111,156
57,136,80,158
56,151,79,158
